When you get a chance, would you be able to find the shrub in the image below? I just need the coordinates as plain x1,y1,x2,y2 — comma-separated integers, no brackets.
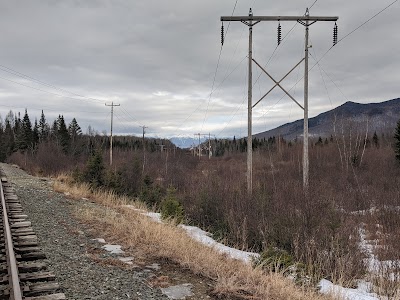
254,247,310,285
255,247,295,273
140,175,163,207
160,187,184,223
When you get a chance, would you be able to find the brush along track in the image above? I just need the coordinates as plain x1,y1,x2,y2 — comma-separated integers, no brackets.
0,168,65,300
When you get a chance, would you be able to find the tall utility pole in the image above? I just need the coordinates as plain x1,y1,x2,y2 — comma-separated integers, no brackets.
221,9,338,192
247,9,253,194
303,17,310,190
140,125,148,173
105,102,120,166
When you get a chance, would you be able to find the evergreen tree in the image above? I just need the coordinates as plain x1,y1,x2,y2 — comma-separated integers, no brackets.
57,115,70,154
83,150,105,188
394,119,400,163
68,118,82,142
51,119,58,139
32,119,39,147
13,112,22,151
68,118,82,156
315,136,323,146
17,109,33,152
38,110,50,142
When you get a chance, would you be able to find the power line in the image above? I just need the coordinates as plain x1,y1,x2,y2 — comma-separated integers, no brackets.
309,0,319,10
0,66,106,104
0,104,106,115
201,0,239,131
309,52,349,103
311,0,399,68
119,107,144,127
0,74,90,102
0,64,104,103
339,0,398,44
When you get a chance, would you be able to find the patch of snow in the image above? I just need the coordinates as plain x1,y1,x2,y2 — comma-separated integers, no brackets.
121,204,141,210
102,244,124,254
93,238,106,244
118,257,134,264
319,279,379,300
359,227,380,272
146,263,161,271
179,225,259,264
122,206,162,223
161,283,194,299
144,212,162,223
131,209,259,264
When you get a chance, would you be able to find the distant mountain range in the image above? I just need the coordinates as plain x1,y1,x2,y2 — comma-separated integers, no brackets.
254,98,400,140
169,98,400,147
169,137,208,149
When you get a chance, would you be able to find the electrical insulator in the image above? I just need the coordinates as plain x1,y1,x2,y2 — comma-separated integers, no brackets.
221,23,224,46
333,22,338,46
277,22,282,45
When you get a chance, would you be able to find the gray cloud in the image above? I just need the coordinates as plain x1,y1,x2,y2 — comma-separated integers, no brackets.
0,0,399,139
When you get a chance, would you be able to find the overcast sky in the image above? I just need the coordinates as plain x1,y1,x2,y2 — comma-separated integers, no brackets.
0,0,399,140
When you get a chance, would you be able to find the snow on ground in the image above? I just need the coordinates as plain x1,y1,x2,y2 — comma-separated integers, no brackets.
122,206,260,263
123,206,260,264
359,227,381,273
161,284,194,299
126,206,397,300
102,244,124,254
319,279,379,300
179,224,259,264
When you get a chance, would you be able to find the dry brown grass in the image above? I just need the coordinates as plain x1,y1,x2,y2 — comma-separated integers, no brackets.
54,175,334,300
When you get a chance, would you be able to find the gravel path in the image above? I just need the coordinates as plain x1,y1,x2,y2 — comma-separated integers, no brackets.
1,163,168,300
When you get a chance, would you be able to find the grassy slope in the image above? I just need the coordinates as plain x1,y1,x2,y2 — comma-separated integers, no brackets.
54,175,333,300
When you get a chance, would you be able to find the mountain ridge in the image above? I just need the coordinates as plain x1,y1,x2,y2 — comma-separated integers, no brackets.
254,98,400,140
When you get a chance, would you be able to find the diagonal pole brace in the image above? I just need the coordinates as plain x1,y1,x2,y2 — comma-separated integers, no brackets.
252,58,304,110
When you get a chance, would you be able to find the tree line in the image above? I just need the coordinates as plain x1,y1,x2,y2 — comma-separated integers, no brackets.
0,109,177,164
0,110,82,162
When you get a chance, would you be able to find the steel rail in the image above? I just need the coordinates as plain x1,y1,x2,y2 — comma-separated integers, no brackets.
0,178,23,300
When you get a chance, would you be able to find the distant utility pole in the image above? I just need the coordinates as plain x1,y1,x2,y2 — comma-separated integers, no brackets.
140,125,148,173
195,133,215,159
221,8,338,193
105,102,120,166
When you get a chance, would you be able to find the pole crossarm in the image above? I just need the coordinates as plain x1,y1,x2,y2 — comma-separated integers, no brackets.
221,16,338,22
252,58,305,109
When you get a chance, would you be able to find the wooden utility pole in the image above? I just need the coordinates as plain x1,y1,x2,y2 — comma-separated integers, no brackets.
105,102,120,166
221,8,338,192
247,9,253,194
303,16,310,190
140,125,148,173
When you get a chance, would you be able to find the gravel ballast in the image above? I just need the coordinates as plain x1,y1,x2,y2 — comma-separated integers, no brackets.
1,163,169,300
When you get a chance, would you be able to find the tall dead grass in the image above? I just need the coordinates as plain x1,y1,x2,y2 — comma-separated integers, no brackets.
54,175,332,300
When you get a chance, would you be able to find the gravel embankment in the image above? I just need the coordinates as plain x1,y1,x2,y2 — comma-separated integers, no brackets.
1,163,168,300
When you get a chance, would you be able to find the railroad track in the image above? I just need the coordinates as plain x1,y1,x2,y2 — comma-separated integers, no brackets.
0,168,66,300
